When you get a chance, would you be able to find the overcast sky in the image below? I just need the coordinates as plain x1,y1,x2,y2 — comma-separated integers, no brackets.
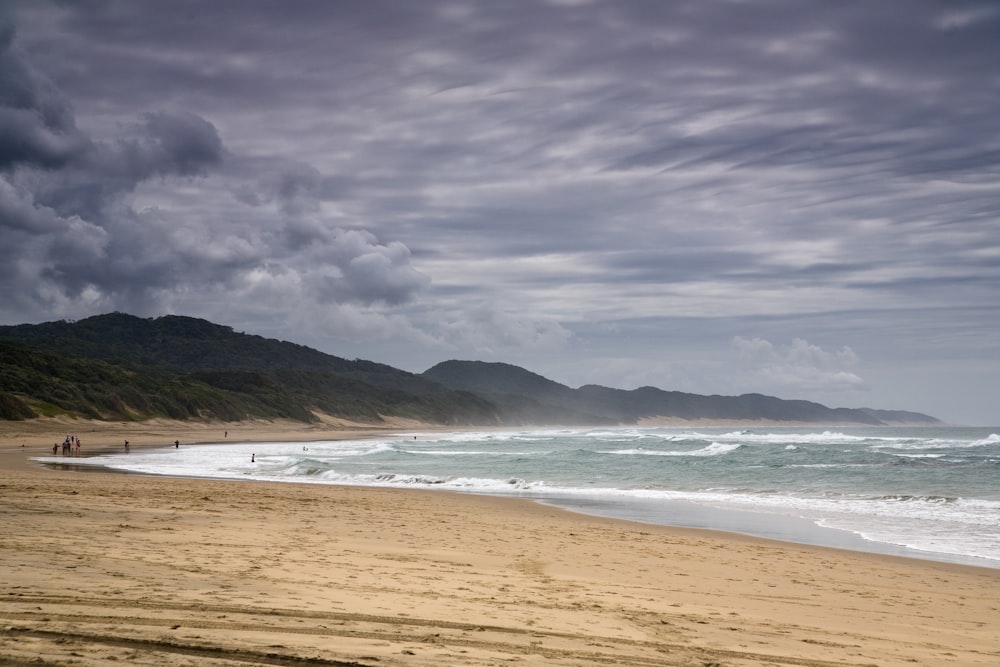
2,1,998,424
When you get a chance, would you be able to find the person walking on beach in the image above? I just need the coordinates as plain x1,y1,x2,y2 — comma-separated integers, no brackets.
124,439,130,454
174,440,179,448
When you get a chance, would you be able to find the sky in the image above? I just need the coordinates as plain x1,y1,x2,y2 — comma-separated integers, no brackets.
1,0,998,425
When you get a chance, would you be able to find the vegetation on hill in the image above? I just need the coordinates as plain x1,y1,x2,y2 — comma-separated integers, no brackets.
0,340,262,421
0,313,431,385
0,315,496,424
0,313,941,426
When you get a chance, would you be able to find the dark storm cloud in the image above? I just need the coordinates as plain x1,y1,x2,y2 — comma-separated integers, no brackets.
0,17,86,169
132,111,224,177
0,9,430,318
232,159,323,215
0,31,232,308
18,111,225,227
2,0,998,422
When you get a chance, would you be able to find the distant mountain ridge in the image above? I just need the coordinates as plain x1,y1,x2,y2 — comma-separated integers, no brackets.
0,313,941,426
421,360,940,426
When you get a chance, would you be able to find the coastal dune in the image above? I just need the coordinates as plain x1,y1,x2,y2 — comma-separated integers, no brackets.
2,420,998,666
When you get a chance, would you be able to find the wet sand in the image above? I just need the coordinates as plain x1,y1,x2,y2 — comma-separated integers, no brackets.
2,418,999,666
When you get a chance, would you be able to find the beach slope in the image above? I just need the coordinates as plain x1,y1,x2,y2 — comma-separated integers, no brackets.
2,422,998,666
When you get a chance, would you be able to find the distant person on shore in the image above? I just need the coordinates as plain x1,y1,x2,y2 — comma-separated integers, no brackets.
124,440,130,454
174,440,179,448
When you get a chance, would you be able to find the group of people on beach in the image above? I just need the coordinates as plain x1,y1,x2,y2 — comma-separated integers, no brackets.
53,436,81,456
47,437,186,457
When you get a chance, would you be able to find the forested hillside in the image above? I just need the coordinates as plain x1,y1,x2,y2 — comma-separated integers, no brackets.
0,314,497,424
0,314,941,426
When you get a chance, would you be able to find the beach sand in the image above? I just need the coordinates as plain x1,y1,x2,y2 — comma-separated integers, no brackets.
2,418,998,666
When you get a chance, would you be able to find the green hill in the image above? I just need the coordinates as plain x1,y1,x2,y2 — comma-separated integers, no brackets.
0,339,271,421
0,313,941,426
0,314,497,424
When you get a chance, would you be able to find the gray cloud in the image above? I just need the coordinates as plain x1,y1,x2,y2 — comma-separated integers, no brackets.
1,8,430,324
0,19,86,169
2,0,998,423
731,336,865,394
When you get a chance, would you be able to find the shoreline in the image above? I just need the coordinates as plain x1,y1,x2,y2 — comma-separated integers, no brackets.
32,447,1000,572
7,417,997,570
3,418,999,666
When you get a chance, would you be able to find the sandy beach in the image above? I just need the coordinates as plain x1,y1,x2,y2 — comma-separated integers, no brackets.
2,418,998,666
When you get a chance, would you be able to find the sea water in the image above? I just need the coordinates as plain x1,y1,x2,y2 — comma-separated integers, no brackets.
39,426,1000,568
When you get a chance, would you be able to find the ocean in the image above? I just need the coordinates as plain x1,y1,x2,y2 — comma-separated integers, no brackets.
41,425,1000,569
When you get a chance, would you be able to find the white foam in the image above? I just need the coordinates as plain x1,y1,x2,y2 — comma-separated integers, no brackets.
708,430,871,444
602,442,741,457
33,425,1000,566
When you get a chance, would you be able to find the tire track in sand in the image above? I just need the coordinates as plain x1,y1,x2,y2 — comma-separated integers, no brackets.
1,594,909,667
